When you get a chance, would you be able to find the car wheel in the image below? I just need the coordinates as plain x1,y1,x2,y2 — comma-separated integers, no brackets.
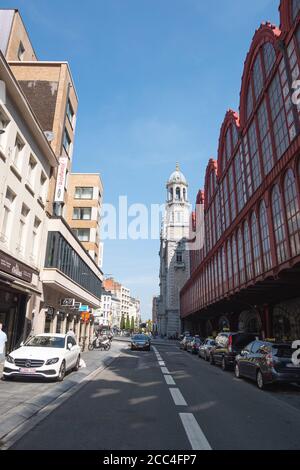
209,354,215,365
221,357,228,371
73,355,80,372
57,360,66,382
256,370,266,390
235,363,241,379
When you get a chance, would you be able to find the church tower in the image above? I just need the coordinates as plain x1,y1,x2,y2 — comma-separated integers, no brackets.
158,164,191,337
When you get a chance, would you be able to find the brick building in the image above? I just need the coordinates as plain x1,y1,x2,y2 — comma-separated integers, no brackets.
180,0,300,342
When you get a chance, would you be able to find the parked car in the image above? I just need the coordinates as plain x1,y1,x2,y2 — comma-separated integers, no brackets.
180,335,193,351
187,337,202,354
199,338,216,361
235,340,300,390
3,333,81,382
209,332,257,371
130,334,151,351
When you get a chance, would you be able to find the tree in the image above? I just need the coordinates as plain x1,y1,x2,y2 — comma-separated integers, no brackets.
120,314,125,330
130,316,135,332
125,314,130,331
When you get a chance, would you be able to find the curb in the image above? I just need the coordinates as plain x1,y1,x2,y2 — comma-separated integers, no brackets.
0,350,122,450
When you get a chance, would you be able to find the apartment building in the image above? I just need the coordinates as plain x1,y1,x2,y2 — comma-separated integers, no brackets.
66,173,104,267
94,290,112,327
0,49,57,351
129,297,141,329
103,278,131,321
0,9,103,347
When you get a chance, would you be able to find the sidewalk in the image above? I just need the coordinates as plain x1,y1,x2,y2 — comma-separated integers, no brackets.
0,342,124,445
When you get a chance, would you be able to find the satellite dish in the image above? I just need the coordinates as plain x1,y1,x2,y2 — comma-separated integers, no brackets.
44,131,54,142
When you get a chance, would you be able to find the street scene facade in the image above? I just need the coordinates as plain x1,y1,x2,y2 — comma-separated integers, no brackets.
0,0,300,455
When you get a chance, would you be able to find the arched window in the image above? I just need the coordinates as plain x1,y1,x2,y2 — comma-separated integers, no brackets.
226,128,232,164
169,187,173,201
284,169,300,256
258,99,274,175
175,187,180,200
232,124,239,149
227,240,233,290
272,185,288,264
259,201,272,271
292,0,300,21
263,42,276,77
251,212,262,276
244,221,253,281
232,235,239,287
183,188,186,201
248,121,262,191
246,86,253,119
238,228,245,284
253,54,264,101
268,72,290,159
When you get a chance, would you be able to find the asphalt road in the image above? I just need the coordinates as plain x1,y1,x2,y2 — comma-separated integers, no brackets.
10,342,300,450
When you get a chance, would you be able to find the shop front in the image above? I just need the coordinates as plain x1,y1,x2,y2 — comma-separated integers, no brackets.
0,250,39,352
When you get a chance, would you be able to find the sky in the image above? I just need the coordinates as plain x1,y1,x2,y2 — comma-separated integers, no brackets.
2,0,279,320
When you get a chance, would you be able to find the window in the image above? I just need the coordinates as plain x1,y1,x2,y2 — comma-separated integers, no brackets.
232,125,239,149
243,135,253,197
247,86,253,119
228,165,236,222
232,235,239,287
73,207,92,220
280,49,297,142
292,0,300,21
175,187,180,200
0,108,9,148
235,148,247,213
40,172,47,202
259,201,272,271
66,100,75,127
63,129,71,154
227,240,233,291
253,54,264,101
13,135,24,170
238,229,245,284
223,176,230,229
272,185,288,264
27,154,37,188
31,217,41,264
258,100,274,175
248,121,262,191
74,228,90,242
176,252,183,264
1,188,16,243
18,42,25,61
263,43,276,77
268,72,290,159
251,212,262,276
74,187,93,199
226,129,232,165
284,170,300,257
244,221,253,281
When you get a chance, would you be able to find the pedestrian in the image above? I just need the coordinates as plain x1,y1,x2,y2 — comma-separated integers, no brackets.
0,322,7,365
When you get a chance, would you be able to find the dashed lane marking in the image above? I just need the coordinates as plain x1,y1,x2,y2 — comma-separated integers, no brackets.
164,375,176,386
179,413,212,451
169,388,187,406
161,366,170,374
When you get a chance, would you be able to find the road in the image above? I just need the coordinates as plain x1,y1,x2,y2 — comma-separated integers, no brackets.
10,342,300,450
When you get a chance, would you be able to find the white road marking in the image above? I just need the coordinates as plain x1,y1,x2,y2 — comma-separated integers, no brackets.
164,375,176,386
161,366,170,374
158,361,165,366
169,388,187,406
179,413,212,451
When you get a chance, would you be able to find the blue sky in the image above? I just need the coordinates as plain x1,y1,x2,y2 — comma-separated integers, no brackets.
2,0,278,319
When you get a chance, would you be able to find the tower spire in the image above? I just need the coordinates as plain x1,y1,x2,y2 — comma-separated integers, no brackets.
176,162,180,171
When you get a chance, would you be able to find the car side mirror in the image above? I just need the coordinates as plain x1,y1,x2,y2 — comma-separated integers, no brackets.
67,343,73,350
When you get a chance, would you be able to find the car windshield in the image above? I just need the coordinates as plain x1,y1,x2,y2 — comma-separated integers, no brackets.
25,336,65,348
133,335,147,341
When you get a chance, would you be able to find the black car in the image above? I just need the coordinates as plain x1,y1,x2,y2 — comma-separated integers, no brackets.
187,337,202,354
130,334,151,351
198,338,216,361
209,332,257,371
235,340,300,390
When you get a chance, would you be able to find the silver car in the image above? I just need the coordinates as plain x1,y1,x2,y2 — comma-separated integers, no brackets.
198,338,216,361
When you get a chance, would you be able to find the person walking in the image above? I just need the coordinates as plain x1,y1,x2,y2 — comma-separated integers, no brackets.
0,323,8,368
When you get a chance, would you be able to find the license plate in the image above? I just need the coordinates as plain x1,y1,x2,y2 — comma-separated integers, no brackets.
19,368,37,374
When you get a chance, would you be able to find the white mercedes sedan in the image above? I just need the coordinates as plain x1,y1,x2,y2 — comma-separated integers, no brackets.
2,333,81,382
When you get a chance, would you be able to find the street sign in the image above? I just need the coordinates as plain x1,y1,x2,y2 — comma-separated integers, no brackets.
79,305,89,312
60,298,75,307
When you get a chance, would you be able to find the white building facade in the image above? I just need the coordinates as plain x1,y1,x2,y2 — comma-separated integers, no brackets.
158,164,191,337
